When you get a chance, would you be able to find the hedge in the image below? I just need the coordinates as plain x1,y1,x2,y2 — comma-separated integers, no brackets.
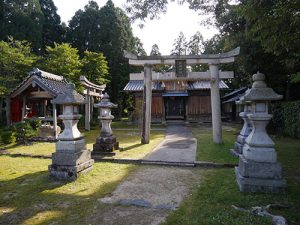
271,101,300,138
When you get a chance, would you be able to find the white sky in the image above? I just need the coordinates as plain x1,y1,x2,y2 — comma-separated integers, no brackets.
53,0,219,55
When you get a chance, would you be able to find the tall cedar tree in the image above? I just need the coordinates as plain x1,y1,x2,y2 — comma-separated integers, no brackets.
67,1,102,54
0,0,44,52
98,0,136,113
39,0,65,51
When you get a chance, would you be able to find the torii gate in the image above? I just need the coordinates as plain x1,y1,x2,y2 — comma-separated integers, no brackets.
80,76,106,130
124,47,240,144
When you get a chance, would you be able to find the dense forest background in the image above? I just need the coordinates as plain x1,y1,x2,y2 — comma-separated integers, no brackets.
0,0,299,117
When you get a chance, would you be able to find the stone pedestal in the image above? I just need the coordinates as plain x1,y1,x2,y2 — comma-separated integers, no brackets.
231,102,252,157
49,84,94,181
235,72,286,193
92,93,118,156
93,135,119,155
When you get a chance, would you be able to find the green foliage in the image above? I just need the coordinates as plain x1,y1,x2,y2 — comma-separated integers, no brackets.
39,43,82,85
1,129,15,144
67,1,102,54
0,37,37,95
171,32,187,55
271,101,300,138
13,119,37,144
81,51,109,85
0,0,44,52
39,0,65,50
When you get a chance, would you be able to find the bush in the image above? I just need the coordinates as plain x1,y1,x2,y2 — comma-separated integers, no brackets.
1,129,15,144
271,101,300,138
14,119,37,143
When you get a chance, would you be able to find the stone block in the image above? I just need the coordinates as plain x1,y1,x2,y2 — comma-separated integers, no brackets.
52,149,91,166
243,144,277,163
238,155,282,179
56,138,86,153
49,159,94,181
93,135,118,154
235,167,286,193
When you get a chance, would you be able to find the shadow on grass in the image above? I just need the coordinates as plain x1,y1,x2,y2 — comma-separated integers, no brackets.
120,143,143,151
0,161,136,225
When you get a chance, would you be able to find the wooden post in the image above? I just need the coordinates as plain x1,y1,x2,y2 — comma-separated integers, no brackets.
141,65,152,144
22,96,26,120
209,64,223,144
6,97,11,126
85,89,91,131
53,103,57,138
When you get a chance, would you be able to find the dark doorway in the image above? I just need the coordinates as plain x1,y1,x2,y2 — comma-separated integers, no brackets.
165,97,185,120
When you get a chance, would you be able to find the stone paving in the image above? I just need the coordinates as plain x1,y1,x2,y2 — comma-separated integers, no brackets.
143,124,197,163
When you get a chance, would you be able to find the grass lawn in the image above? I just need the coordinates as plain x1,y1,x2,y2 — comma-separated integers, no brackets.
1,125,165,160
0,156,137,225
0,124,165,225
163,126,300,225
1,123,299,224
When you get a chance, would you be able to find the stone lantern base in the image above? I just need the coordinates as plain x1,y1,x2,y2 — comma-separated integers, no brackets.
235,155,286,193
92,135,119,156
49,138,94,181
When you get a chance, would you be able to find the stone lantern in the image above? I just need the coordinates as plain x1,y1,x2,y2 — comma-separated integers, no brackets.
92,93,118,155
235,72,286,192
49,83,94,180
231,96,252,156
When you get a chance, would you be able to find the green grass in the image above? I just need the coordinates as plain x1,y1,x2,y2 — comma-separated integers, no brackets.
2,127,165,160
191,126,239,164
0,156,137,225
163,129,300,225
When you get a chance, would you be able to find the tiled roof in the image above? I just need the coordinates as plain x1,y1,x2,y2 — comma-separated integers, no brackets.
9,68,69,97
123,80,164,91
124,80,228,92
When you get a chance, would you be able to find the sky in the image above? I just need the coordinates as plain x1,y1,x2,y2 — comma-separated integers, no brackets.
52,0,219,55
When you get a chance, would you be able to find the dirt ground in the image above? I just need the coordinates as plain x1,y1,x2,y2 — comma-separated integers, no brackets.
86,165,201,225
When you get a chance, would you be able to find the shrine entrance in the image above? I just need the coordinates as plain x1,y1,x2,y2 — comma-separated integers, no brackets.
164,96,186,120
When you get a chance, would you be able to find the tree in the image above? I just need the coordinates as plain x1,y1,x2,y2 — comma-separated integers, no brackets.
98,0,136,113
133,37,147,56
150,44,161,56
39,0,65,50
0,38,37,95
81,51,109,85
0,0,44,52
67,1,102,54
171,32,187,55
39,43,81,84
187,31,204,55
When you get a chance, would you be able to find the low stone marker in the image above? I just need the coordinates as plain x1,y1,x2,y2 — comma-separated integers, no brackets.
92,93,119,156
48,84,94,180
231,97,252,156
235,72,286,192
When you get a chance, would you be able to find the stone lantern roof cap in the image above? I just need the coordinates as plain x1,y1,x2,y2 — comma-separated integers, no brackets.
95,93,117,108
241,72,283,102
51,83,85,105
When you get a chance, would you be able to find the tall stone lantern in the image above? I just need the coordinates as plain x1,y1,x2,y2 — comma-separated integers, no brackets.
92,93,119,155
231,97,252,156
49,84,94,180
235,72,286,192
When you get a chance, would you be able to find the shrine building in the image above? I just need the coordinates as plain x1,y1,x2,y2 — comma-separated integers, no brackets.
124,71,229,123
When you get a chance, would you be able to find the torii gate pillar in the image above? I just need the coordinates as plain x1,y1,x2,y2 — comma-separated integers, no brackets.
141,65,152,144
209,64,222,144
